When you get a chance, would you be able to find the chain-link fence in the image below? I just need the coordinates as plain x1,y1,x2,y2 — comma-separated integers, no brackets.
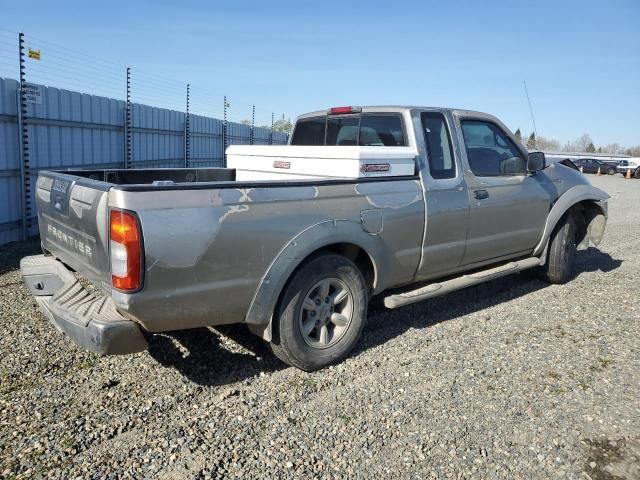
0,30,291,245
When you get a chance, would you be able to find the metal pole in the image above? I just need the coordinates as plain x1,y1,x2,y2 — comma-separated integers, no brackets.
223,95,228,167
17,32,30,240
184,83,190,168
270,112,274,145
124,66,132,168
250,104,255,145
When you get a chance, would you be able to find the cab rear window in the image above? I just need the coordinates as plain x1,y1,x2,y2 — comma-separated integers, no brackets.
290,114,406,146
290,117,326,145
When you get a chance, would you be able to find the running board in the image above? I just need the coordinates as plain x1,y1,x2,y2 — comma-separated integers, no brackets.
384,257,542,309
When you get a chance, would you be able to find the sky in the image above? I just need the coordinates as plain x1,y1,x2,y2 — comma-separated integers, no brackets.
0,0,638,147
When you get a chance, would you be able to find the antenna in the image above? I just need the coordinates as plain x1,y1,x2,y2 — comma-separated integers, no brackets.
523,80,538,144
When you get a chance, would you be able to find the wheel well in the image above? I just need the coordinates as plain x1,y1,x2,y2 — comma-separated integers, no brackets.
320,243,376,291
279,243,376,301
568,200,606,248
263,243,376,342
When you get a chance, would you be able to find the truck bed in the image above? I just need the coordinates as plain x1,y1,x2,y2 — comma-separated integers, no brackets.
35,166,424,333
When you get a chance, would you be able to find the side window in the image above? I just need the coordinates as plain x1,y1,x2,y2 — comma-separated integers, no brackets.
359,115,406,146
290,118,326,145
461,121,526,176
421,112,456,179
326,116,360,146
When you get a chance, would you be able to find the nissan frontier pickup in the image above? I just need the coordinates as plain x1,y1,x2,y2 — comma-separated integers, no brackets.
21,106,609,371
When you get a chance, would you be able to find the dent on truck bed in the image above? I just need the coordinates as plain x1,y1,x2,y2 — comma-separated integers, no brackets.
142,208,227,270
142,186,322,271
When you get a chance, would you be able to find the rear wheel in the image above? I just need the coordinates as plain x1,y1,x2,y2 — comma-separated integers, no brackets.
270,254,368,371
539,214,577,284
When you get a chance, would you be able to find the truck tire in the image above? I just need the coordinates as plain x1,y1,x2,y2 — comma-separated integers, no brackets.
539,214,576,284
270,254,368,371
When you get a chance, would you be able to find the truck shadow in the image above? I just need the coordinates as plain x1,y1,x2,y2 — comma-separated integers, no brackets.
0,238,41,277
147,325,284,387
573,247,623,277
147,248,620,386
357,248,622,356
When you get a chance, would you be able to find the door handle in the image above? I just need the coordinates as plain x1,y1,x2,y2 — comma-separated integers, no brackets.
474,189,489,200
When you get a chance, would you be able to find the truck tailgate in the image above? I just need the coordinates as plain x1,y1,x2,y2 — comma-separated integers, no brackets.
36,172,112,290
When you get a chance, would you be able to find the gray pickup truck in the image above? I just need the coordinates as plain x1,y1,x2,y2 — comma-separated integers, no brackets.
21,106,609,371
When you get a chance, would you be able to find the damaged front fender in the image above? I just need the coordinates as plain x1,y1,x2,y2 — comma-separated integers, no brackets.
533,184,609,257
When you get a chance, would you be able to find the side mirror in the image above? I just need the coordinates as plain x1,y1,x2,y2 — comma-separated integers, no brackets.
527,151,546,172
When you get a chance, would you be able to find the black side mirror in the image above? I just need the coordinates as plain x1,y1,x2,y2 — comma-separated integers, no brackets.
527,151,546,172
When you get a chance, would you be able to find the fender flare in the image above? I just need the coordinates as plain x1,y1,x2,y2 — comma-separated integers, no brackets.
532,184,609,257
245,220,390,335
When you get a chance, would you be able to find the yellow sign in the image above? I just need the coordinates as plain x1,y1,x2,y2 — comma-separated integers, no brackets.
28,48,41,60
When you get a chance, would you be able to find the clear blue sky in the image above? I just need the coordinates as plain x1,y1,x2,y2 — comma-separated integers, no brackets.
0,0,638,146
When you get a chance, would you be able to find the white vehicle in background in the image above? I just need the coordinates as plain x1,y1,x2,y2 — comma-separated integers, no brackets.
617,158,640,178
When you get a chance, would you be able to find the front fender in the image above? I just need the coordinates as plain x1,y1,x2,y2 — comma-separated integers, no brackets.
245,219,390,332
533,184,609,257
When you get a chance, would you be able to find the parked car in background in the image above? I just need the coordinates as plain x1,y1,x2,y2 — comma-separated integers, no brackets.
573,158,616,175
617,159,640,178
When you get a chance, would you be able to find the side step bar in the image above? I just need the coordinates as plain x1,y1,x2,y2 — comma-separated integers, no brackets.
384,257,542,309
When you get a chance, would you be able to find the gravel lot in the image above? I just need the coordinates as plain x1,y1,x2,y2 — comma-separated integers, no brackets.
1,174,639,479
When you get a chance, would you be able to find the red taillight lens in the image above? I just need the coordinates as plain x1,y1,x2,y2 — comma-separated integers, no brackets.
329,106,361,115
110,209,141,291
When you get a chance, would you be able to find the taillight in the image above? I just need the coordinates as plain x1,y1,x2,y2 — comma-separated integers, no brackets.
110,209,142,291
329,106,362,115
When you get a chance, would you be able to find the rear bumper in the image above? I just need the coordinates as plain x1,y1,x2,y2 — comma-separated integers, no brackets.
20,255,148,355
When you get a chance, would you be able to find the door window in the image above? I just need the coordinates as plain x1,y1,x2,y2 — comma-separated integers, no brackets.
421,112,456,179
461,121,526,176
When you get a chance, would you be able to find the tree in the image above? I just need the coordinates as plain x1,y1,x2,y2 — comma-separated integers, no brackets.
536,136,561,152
527,132,536,150
514,128,522,142
601,143,624,154
240,119,252,125
586,142,596,153
597,147,602,153
625,145,640,157
272,117,293,133
574,134,593,152
561,133,594,152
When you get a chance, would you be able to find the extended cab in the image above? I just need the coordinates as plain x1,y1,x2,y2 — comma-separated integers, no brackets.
21,106,609,370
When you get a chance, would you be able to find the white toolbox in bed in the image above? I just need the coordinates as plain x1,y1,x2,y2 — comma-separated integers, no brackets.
226,145,417,181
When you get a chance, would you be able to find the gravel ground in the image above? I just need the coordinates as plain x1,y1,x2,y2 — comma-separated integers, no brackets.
1,174,639,479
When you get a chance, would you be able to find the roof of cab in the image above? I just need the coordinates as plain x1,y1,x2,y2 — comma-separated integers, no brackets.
296,106,497,122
